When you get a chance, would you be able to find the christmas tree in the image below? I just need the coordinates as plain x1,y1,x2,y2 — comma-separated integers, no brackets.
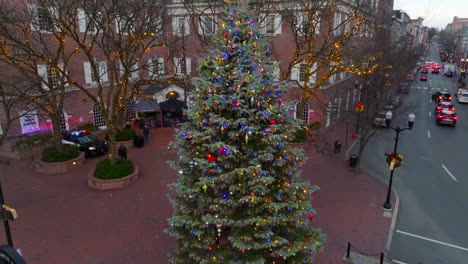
167,5,324,263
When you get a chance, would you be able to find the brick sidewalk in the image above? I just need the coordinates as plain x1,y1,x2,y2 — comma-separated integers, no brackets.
0,123,393,263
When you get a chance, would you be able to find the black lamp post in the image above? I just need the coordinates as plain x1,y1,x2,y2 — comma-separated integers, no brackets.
382,111,416,210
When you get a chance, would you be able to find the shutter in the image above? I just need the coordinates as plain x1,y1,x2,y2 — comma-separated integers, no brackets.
158,58,164,75
83,62,92,84
172,17,179,36
115,16,121,34
183,18,190,35
37,64,49,90
259,13,266,34
28,4,38,31
295,12,304,35
77,9,86,33
291,64,299,80
50,7,60,32
186,58,191,75
100,61,108,83
309,63,317,85
198,16,204,34
132,63,139,80
173,57,179,75
148,58,154,78
274,14,282,35
58,63,68,87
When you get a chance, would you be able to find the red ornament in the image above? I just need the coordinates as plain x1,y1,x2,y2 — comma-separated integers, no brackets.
269,120,276,126
308,214,314,222
207,154,218,162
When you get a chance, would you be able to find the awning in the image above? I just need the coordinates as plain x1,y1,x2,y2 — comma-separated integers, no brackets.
134,100,161,113
159,97,187,112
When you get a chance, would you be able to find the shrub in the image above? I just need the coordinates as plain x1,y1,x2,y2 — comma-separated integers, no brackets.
291,128,308,143
75,122,98,132
105,128,137,141
94,159,134,180
41,145,80,163
457,81,467,88
309,121,321,130
13,132,53,151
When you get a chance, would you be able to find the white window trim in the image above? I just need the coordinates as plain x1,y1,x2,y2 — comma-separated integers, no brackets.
149,57,165,78
295,11,320,35
84,61,108,86
37,63,68,90
266,61,280,81
198,15,217,35
291,62,317,85
174,57,191,76
28,4,59,33
172,16,190,36
260,13,282,36
77,8,100,34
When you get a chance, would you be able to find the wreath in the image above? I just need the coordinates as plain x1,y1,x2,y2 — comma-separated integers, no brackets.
386,152,403,168
355,102,365,113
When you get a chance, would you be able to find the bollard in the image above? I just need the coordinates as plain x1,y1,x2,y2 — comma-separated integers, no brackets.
349,154,358,168
380,252,384,264
346,242,351,258
334,140,342,153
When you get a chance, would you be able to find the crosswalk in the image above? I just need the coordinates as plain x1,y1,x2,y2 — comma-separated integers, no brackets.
410,86,453,93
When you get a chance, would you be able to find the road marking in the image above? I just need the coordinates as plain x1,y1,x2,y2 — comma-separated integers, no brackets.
392,260,408,264
423,87,428,90
442,164,458,182
428,111,431,117
396,230,468,252
427,130,431,138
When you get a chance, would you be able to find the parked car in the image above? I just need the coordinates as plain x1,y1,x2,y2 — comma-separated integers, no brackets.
390,96,402,107
443,71,453,77
62,130,108,158
373,111,390,128
435,110,457,127
457,89,468,103
405,74,415,82
399,80,409,94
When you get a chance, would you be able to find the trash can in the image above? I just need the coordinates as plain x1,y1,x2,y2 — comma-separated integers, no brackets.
349,154,358,168
334,140,342,153
133,135,145,148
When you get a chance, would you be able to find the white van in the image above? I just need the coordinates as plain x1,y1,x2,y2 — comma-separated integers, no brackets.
457,89,468,103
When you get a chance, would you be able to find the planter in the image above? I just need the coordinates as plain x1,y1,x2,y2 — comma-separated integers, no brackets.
88,164,140,190
35,152,85,174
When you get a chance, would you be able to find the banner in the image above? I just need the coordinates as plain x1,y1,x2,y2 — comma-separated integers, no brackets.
19,110,39,134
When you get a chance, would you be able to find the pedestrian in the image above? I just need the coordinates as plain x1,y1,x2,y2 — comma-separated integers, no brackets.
143,124,150,143
118,143,127,160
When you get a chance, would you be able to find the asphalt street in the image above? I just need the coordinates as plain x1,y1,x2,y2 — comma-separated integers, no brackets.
361,45,468,263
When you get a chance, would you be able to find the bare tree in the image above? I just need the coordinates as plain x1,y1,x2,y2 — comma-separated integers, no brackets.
0,0,78,147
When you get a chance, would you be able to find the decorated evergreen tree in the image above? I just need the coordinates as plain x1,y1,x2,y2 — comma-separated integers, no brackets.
167,5,324,263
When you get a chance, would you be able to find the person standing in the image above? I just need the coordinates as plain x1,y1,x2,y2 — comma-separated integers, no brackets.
143,124,150,144
118,143,127,160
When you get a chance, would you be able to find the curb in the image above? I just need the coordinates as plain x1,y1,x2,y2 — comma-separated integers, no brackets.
344,135,360,161
386,189,400,253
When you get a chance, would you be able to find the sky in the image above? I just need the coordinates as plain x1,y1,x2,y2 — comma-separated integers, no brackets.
393,0,468,29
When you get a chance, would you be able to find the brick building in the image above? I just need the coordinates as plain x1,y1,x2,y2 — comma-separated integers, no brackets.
0,0,393,151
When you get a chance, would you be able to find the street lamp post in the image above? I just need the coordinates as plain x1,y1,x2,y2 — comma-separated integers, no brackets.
382,111,416,210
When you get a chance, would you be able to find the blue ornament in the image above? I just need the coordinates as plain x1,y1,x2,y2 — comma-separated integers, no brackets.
222,193,228,199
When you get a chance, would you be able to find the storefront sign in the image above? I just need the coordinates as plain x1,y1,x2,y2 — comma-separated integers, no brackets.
19,110,39,134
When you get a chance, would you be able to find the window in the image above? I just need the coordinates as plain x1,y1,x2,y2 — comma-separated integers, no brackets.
93,104,105,128
37,63,67,90
29,4,58,32
260,13,281,35
60,111,68,132
198,16,216,35
77,9,100,34
172,17,189,36
299,63,307,82
295,12,320,35
174,58,191,75
126,99,135,120
296,103,309,125
333,12,342,35
149,57,165,78
116,15,134,34
84,61,108,85
291,62,317,85
119,61,139,80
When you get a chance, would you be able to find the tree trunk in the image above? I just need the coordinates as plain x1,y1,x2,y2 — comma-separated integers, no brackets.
107,129,118,166
50,110,64,150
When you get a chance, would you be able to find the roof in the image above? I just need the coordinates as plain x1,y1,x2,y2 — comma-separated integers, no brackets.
144,80,195,95
159,97,187,112
134,100,161,112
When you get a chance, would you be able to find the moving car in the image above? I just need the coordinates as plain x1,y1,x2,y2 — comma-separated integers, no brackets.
436,110,457,127
420,74,428,81
432,92,452,102
399,80,409,94
405,74,415,82
420,67,429,74
431,67,440,74
62,130,108,158
435,102,455,114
